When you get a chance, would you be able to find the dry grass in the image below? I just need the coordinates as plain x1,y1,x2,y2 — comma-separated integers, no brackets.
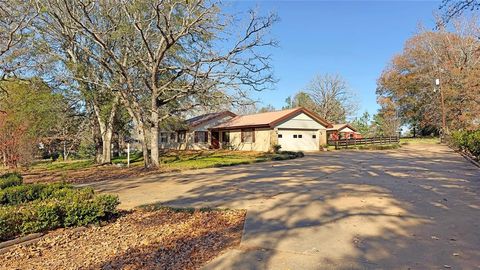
0,207,246,270
400,137,440,145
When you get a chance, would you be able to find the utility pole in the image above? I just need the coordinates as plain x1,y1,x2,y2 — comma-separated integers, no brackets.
435,78,447,143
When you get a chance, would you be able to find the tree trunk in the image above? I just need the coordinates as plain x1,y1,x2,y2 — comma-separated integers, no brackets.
90,112,103,164
120,93,151,168
102,130,113,164
63,140,68,161
93,95,120,164
150,100,160,168
135,123,150,168
112,133,120,158
94,135,103,163
127,110,150,168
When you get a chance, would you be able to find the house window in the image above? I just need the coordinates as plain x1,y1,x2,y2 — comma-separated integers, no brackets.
222,131,230,143
298,134,303,138
177,131,186,143
278,134,282,138
170,133,176,141
312,134,316,139
293,135,297,138
160,132,168,143
194,131,208,143
241,128,255,143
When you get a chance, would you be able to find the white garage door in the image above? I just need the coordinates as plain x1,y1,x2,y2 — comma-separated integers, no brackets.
277,129,319,151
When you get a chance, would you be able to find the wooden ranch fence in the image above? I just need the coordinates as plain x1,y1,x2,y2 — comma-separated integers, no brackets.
328,136,400,149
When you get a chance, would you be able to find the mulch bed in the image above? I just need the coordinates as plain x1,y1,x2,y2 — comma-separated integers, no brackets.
0,208,246,270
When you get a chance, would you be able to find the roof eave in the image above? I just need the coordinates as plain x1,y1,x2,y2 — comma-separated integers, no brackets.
269,107,333,128
209,124,271,130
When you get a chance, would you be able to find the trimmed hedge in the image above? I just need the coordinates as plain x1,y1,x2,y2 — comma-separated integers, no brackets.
0,172,23,189
450,130,480,159
0,181,119,241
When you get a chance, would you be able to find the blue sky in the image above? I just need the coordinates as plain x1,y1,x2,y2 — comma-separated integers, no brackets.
228,0,441,118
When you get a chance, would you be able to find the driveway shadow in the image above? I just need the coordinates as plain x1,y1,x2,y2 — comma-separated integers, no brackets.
88,144,480,269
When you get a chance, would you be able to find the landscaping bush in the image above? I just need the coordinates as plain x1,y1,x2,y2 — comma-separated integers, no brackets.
0,183,74,205
0,180,119,241
450,130,480,159
64,195,119,226
279,151,304,158
272,144,282,153
0,172,23,189
0,194,119,241
272,151,305,160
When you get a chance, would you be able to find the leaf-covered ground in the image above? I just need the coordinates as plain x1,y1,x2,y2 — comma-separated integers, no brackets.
0,207,246,270
13,150,294,184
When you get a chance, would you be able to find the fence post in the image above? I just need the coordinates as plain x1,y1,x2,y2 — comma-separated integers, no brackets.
335,140,338,150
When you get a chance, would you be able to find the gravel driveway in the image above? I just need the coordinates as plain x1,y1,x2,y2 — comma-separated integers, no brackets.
88,143,480,269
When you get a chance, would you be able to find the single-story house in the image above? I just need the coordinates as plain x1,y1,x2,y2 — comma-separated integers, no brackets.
158,111,237,150
159,107,333,152
327,124,361,140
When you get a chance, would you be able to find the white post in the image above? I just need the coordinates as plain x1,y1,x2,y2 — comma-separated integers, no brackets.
127,143,130,168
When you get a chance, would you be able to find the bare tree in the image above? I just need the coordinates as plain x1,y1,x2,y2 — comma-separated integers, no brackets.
38,0,277,168
0,0,37,90
32,5,122,164
304,74,358,123
439,0,480,25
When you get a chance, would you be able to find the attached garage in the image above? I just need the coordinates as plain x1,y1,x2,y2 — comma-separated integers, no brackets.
277,129,319,151
211,107,332,152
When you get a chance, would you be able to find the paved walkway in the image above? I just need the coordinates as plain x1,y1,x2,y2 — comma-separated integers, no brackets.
86,144,480,269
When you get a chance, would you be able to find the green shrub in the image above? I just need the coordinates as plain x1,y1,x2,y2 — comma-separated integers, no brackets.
0,183,74,206
0,183,119,241
0,184,44,205
450,130,480,159
0,205,22,240
20,201,63,234
63,195,118,226
272,144,282,153
0,194,119,241
0,172,23,189
278,151,304,158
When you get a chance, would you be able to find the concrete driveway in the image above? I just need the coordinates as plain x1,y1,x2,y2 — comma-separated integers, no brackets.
87,144,480,269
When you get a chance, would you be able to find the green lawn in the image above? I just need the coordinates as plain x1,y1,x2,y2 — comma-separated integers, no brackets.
31,159,95,171
161,151,289,169
27,150,296,174
112,151,144,165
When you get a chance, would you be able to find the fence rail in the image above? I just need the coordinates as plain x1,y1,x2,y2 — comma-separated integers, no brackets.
328,136,400,149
